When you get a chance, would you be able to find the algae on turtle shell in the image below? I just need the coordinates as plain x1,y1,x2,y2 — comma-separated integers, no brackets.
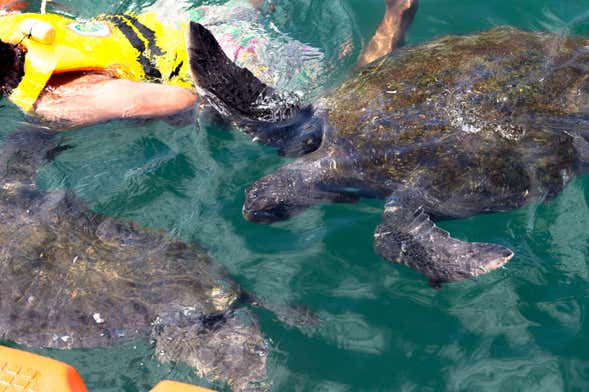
0,127,268,392
188,23,589,287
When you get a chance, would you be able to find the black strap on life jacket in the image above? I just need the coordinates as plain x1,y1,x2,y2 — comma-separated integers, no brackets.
101,14,164,80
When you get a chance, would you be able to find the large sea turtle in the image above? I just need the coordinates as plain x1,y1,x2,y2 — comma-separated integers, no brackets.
0,127,267,391
188,23,589,287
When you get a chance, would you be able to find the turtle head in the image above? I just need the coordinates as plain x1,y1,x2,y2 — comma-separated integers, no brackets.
243,160,356,223
243,169,307,223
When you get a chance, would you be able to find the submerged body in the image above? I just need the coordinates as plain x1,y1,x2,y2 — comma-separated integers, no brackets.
190,25,589,286
0,129,267,392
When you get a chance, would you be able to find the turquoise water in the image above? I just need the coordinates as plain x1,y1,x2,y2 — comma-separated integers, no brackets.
2,0,589,391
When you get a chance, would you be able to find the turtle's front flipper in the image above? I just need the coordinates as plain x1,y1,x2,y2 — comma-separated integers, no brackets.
187,22,301,123
187,22,323,155
374,193,513,287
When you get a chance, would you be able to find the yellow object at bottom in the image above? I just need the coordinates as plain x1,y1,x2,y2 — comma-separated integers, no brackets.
151,380,216,392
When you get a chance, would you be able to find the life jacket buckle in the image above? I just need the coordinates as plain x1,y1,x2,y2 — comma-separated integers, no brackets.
19,18,55,44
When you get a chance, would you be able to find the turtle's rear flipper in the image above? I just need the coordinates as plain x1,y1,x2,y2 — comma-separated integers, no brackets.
187,22,301,123
374,195,513,287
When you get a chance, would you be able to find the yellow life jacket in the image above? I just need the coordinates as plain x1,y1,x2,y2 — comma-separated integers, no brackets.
0,12,192,113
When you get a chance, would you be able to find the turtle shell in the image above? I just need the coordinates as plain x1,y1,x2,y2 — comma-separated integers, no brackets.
315,27,589,211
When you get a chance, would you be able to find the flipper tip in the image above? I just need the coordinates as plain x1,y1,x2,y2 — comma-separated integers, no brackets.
186,20,302,125
374,217,514,287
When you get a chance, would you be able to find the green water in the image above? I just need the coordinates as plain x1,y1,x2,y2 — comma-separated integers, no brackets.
2,0,589,391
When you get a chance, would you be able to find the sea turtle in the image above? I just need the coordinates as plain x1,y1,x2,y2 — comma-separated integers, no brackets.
188,23,589,287
0,127,268,392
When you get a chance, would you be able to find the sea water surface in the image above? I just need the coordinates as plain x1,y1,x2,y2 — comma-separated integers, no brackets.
2,0,589,391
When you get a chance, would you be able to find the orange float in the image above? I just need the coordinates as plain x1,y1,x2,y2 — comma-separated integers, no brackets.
0,346,216,392
0,345,87,392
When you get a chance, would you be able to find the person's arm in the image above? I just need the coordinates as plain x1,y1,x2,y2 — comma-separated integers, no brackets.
34,75,198,128
356,0,418,68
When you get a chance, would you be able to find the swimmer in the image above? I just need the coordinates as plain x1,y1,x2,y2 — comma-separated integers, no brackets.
0,0,417,128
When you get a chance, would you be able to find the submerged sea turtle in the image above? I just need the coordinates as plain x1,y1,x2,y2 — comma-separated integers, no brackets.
0,128,267,391
188,23,589,287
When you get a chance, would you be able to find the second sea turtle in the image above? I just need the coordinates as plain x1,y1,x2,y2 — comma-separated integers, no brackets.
0,127,267,391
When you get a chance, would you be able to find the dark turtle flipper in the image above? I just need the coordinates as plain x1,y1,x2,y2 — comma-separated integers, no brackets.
374,194,513,287
187,22,301,123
